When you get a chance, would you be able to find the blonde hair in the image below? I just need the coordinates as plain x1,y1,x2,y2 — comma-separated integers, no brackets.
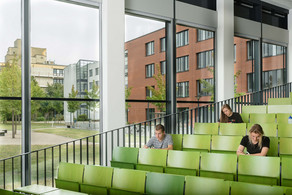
248,124,264,149
220,104,232,123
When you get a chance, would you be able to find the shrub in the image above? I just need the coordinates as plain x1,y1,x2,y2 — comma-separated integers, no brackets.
77,114,88,121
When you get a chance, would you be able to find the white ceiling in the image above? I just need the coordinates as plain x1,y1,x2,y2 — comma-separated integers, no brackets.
262,0,292,10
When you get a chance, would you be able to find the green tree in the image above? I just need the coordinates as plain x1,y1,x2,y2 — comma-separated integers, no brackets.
125,86,132,111
198,67,214,101
146,64,166,112
85,81,99,128
234,70,246,97
31,76,45,120
67,85,81,127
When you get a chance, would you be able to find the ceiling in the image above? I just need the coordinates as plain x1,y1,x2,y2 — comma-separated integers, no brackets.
262,0,292,10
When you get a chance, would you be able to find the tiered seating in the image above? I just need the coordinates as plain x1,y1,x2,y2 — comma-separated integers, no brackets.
211,135,242,154
279,137,292,158
250,113,276,123
182,134,211,152
282,157,292,187
230,182,284,195
194,123,218,135
136,148,167,173
268,98,292,105
170,134,183,150
110,147,138,169
219,123,246,136
277,113,292,123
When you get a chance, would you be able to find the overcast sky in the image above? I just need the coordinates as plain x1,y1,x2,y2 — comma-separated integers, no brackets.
0,0,164,65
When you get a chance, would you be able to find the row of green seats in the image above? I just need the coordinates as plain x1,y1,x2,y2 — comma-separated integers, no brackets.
54,161,292,195
268,97,292,105
240,113,292,123
0,189,21,195
111,147,292,186
193,123,292,137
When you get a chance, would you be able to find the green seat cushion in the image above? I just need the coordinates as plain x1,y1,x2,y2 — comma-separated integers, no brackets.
80,184,107,195
136,164,164,173
200,170,234,181
164,167,197,176
231,181,283,195
111,161,135,169
55,179,80,192
109,188,141,195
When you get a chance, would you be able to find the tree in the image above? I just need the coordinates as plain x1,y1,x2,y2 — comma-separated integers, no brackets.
67,85,81,127
125,86,132,123
85,81,99,128
31,76,45,120
146,64,166,112
234,70,246,97
199,67,214,101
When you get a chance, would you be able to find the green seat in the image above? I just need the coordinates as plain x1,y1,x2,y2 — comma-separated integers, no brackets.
286,188,292,195
282,157,292,187
279,137,292,158
238,155,280,185
219,123,246,136
165,150,200,176
278,123,292,137
185,176,229,195
80,165,113,195
182,134,211,152
267,137,279,157
0,189,15,195
277,113,292,123
170,134,183,150
111,147,139,169
194,123,218,135
230,181,283,195
211,135,243,154
109,168,146,195
250,113,276,123
242,105,267,113
268,105,292,113
136,148,167,173
200,153,237,181
55,162,84,192
240,113,249,123
268,98,292,105
247,123,277,137
145,172,185,195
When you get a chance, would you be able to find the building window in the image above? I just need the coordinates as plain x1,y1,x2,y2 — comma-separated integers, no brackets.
146,108,155,120
197,50,214,69
234,44,236,62
146,41,154,56
176,55,189,72
89,69,93,77
176,30,189,47
53,69,64,76
146,86,154,98
89,82,93,89
262,43,284,57
177,81,189,98
95,81,99,86
160,37,166,52
160,61,166,75
197,78,213,96
146,64,155,78
262,69,283,89
83,83,88,91
247,41,254,60
95,68,98,75
53,78,64,84
247,73,254,92
197,29,214,42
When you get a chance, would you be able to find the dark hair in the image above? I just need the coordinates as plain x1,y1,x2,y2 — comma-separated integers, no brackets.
155,124,165,132
248,124,264,149
220,104,232,123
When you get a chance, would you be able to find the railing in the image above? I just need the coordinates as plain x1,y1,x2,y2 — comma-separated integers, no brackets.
0,82,291,190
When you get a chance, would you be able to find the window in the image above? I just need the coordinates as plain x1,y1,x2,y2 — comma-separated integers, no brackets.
262,69,283,89
53,78,64,84
247,73,254,92
83,83,88,91
160,37,166,52
146,86,154,98
89,69,93,77
53,69,64,76
247,41,254,60
89,82,93,89
160,61,166,75
95,68,98,75
146,41,154,56
95,81,99,86
146,108,155,120
262,43,284,57
197,50,214,69
197,78,213,96
234,44,236,62
197,29,214,41
176,55,189,72
176,30,189,47
177,81,189,98
146,64,155,78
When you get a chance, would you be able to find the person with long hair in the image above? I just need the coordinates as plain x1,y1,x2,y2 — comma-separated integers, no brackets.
219,104,243,123
237,124,270,156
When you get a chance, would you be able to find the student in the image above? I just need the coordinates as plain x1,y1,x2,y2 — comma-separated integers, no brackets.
144,124,173,150
237,124,270,156
219,104,243,123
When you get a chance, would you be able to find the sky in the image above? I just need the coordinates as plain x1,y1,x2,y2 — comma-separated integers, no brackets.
0,0,164,65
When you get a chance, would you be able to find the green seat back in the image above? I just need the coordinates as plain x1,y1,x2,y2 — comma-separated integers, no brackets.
230,181,283,195
138,148,167,167
219,123,246,136
242,105,267,113
166,150,200,175
250,113,276,123
0,189,14,195
200,153,237,181
170,134,183,150
278,123,292,137
145,172,185,195
240,113,249,123
286,188,292,195
247,123,277,137
268,98,292,105
211,135,243,153
111,168,146,194
182,134,211,152
83,165,113,187
238,155,280,185
277,113,292,123
268,105,292,113
185,176,229,195
267,137,279,157
282,157,292,187
194,123,218,135
111,147,138,164
280,137,292,157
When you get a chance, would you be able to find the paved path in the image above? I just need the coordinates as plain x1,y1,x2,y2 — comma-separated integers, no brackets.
0,130,73,145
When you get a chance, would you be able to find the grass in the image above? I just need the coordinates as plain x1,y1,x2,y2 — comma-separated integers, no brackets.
0,122,65,131
34,128,99,140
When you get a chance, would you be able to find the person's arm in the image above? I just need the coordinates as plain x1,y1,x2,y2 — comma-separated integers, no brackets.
144,137,154,149
159,144,173,150
249,147,269,156
236,145,246,156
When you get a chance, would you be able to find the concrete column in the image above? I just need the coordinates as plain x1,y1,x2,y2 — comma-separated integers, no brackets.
288,9,292,83
101,0,125,165
216,0,234,102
